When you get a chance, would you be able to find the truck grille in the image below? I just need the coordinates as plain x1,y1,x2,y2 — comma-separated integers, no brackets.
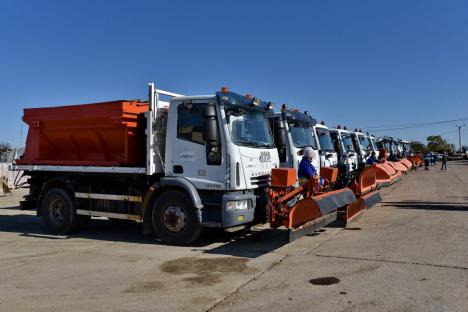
250,174,270,187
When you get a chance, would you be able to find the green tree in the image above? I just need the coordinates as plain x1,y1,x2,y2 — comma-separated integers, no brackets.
410,141,426,153
427,135,448,152
426,135,452,152
0,142,11,154
0,141,12,161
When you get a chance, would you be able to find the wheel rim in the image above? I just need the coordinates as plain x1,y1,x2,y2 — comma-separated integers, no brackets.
49,198,66,225
162,204,186,233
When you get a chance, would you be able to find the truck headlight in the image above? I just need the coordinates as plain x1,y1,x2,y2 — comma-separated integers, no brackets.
226,200,251,211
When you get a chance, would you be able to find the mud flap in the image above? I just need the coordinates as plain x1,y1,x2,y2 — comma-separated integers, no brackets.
288,211,338,242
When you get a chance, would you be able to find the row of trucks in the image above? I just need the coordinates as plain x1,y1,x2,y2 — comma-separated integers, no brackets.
11,84,415,245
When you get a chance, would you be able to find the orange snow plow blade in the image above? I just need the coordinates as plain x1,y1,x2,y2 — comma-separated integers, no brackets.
354,165,379,195
375,163,401,187
407,155,424,167
399,158,413,170
339,165,382,224
269,168,356,241
387,161,408,174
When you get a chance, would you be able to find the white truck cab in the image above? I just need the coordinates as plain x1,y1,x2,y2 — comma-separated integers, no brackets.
377,136,396,158
268,106,320,175
394,139,404,156
329,127,359,183
401,140,413,157
153,86,280,228
368,134,380,159
351,129,373,166
313,122,338,169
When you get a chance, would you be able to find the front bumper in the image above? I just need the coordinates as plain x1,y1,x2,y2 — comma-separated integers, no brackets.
221,193,256,228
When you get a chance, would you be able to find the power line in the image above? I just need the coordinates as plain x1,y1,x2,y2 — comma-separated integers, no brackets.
363,117,468,131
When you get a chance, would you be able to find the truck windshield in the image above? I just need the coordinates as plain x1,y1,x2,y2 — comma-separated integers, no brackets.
289,122,317,149
341,133,355,152
315,128,334,151
226,107,274,148
384,142,391,152
358,135,370,151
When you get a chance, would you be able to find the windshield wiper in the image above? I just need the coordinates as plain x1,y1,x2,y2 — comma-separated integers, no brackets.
295,144,316,149
235,140,272,148
234,141,257,147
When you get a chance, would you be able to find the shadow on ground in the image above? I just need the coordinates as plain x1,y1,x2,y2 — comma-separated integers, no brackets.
0,205,289,258
381,201,468,211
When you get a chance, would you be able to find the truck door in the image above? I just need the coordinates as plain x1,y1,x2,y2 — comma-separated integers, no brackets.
171,102,224,188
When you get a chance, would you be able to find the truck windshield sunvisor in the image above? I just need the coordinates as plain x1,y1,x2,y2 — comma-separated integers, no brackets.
315,128,335,151
289,122,317,149
217,91,271,111
226,107,274,148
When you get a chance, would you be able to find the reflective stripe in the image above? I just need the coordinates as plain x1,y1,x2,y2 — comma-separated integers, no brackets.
75,192,142,203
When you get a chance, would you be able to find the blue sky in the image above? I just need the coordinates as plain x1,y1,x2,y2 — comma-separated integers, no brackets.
1,0,467,147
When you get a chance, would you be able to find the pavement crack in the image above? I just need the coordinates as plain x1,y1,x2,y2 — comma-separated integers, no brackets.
205,254,289,312
314,254,468,271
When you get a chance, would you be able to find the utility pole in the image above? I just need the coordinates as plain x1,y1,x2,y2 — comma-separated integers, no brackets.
456,124,466,152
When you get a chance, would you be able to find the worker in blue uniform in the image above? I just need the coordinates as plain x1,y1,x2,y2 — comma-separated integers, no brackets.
366,151,379,165
298,147,320,185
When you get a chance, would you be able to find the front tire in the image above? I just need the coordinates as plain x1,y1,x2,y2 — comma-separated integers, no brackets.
151,190,201,245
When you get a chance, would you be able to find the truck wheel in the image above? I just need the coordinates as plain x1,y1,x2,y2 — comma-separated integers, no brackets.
40,188,78,234
151,190,201,245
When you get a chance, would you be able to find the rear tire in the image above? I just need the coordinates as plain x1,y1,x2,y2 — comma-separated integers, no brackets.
40,188,79,234
151,190,201,245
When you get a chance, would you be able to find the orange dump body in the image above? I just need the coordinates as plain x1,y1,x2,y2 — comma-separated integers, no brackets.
18,100,149,167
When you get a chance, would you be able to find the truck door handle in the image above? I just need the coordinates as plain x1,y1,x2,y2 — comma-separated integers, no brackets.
173,165,183,174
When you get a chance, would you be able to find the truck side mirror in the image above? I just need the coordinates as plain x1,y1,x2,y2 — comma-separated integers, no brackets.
203,105,218,143
202,104,221,165
273,118,287,162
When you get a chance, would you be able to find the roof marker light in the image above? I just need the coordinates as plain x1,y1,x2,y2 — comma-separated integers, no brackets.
221,87,229,93
251,97,261,106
